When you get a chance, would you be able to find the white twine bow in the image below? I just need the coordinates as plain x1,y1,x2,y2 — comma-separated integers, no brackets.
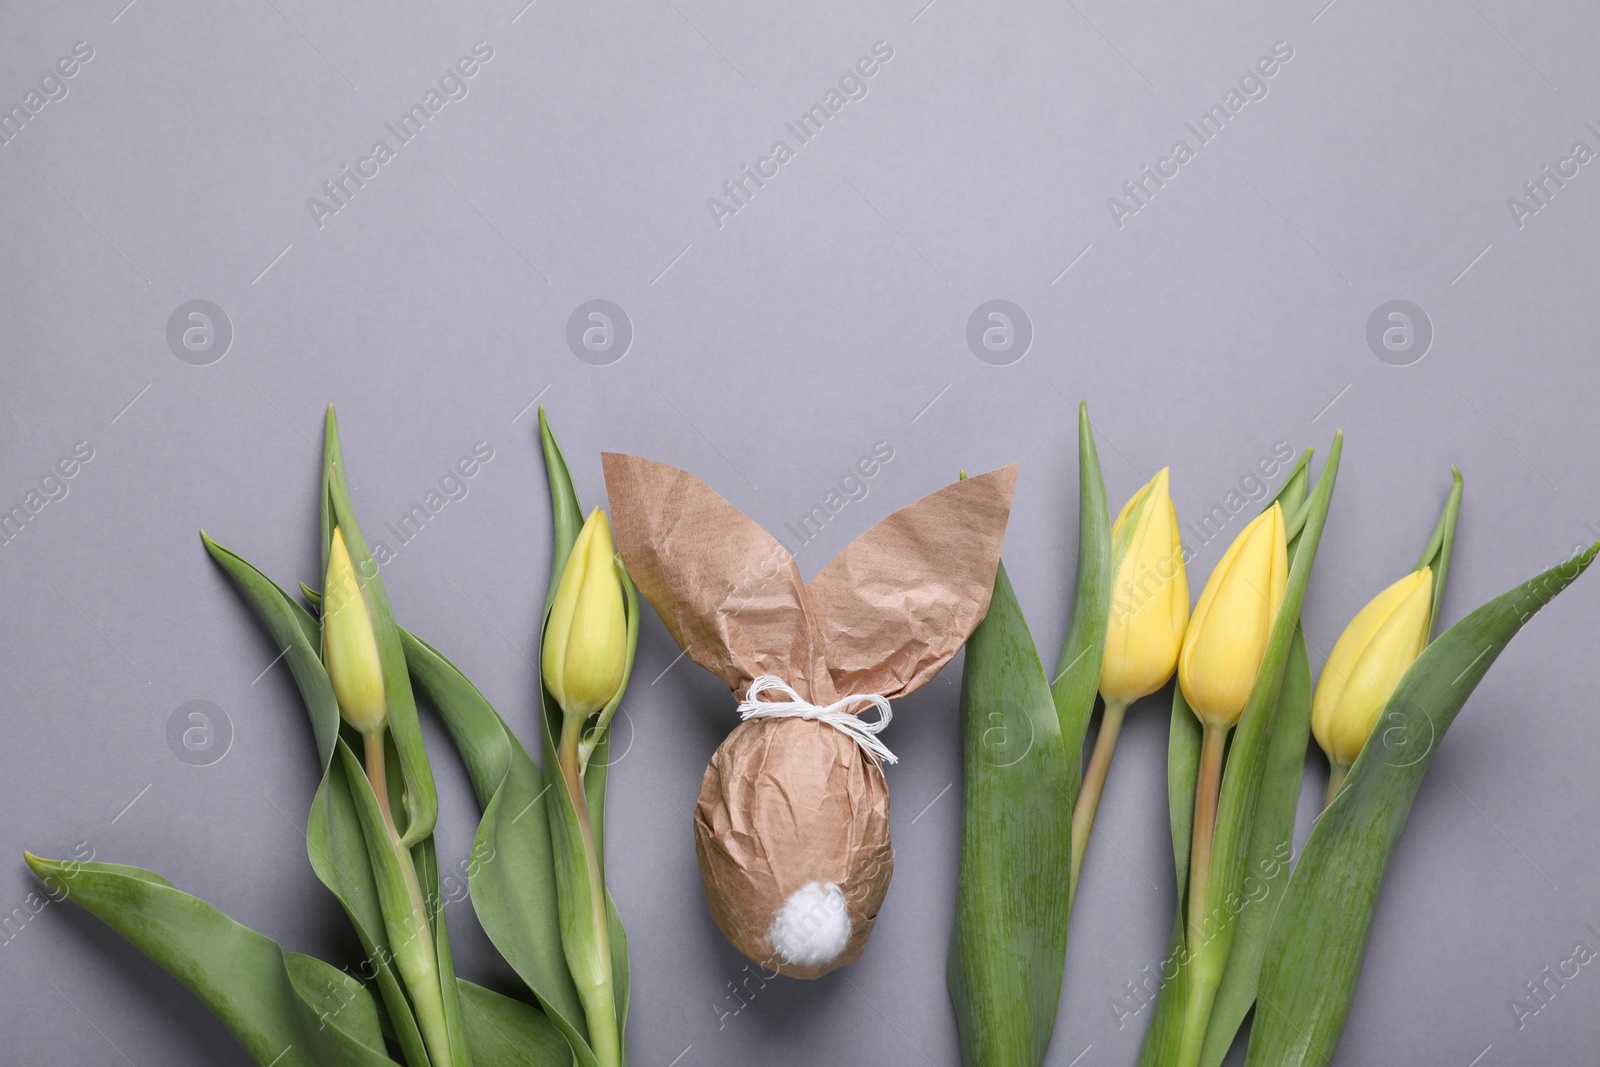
737,675,898,766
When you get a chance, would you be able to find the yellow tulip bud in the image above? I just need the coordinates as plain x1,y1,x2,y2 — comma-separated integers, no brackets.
1311,567,1433,768
543,508,628,721
1101,467,1190,705
1178,503,1288,729
322,527,387,734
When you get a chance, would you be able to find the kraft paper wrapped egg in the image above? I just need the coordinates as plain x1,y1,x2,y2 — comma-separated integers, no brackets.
602,453,1016,978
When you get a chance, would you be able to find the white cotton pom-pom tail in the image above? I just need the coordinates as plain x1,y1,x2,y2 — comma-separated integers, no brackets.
766,882,852,967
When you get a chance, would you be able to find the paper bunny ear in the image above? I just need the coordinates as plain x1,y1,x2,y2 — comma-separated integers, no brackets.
807,464,1018,700
601,453,836,702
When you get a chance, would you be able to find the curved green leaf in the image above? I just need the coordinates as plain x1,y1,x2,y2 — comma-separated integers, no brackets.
459,981,575,1067
1246,543,1600,1066
948,562,1073,1067
1051,400,1113,829
22,855,396,1067
200,532,341,771
288,952,387,1052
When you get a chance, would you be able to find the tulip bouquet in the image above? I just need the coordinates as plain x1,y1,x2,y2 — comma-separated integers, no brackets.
950,414,1597,1067
25,407,639,1067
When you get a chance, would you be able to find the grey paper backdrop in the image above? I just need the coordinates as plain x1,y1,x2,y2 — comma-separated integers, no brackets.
2,0,1598,1063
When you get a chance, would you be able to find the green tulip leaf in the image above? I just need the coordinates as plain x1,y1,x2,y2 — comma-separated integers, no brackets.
21,854,396,1067
1246,543,1600,1066
200,532,341,770
458,981,575,1066
1416,467,1464,640
948,561,1074,1067
1051,400,1114,857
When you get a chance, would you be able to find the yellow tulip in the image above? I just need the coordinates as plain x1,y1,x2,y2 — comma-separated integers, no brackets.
543,508,628,721
1311,567,1433,770
322,526,387,734
1178,504,1288,729
1072,469,1192,894
1101,467,1190,705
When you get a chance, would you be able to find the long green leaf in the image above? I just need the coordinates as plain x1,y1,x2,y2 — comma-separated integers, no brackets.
538,409,585,614
322,405,438,848
947,562,1073,1066
22,855,397,1067
1246,543,1600,1066
1051,400,1113,832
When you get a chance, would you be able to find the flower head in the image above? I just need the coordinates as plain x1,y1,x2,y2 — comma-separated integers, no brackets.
1311,567,1433,768
322,526,387,733
543,508,629,721
1101,468,1190,705
1178,504,1289,728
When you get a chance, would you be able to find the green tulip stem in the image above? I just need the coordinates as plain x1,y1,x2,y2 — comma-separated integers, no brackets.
1323,761,1349,810
1177,721,1230,1067
362,729,395,832
1069,697,1129,898
558,715,622,1067
363,729,457,1067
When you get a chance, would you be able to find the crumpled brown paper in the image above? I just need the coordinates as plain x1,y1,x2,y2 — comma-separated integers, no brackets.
603,453,1017,977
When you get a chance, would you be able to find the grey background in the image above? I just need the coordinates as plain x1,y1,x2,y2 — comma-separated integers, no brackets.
1,0,1597,1063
